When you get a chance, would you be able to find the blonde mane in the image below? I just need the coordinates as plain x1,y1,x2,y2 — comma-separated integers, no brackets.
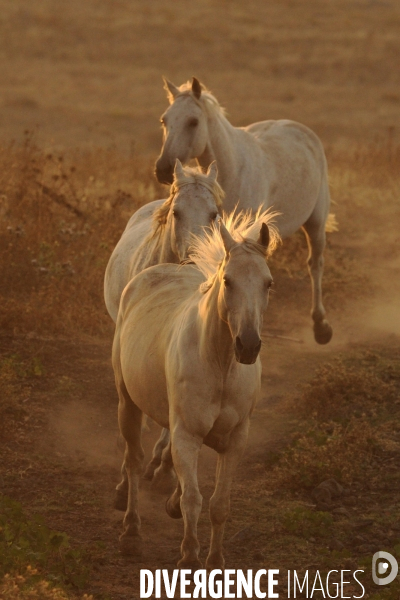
189,207,281,292
152,164,225,230
167,80,227,119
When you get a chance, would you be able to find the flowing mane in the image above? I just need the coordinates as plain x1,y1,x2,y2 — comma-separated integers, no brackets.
189,207,281,291
152,164,225,231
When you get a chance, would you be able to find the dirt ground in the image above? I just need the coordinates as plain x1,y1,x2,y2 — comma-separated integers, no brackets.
1,1,400,599
2,178,400,598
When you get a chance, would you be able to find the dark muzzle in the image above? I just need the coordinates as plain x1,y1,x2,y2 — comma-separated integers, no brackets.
155,158,174,185
234,334,262,365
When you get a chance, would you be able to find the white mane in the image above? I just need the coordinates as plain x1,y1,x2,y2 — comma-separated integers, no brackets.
189,207,281,288
174,80,227,118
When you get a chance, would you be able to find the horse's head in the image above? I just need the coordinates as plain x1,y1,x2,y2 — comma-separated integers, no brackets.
218,222,273,365
159,160,222,262
155,77,209,185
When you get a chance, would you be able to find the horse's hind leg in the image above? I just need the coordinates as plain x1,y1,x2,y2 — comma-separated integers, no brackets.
143,428,170,480
206,421,249,570
151,439,177,494
303,198,333,345
114,447,129,511
165,479,183,519
116,378,144,557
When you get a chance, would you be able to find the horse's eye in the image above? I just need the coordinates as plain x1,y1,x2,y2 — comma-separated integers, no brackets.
160,117,166,126
173,209,180,219
188,118,198,128
210,212,218,221
223,276,231,288
266,280,273,290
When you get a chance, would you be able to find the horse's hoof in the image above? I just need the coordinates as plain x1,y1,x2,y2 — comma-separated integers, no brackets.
165,496,183,519
151,467,177,495
119,535,143,557
113,490,128,512
313,320,333,345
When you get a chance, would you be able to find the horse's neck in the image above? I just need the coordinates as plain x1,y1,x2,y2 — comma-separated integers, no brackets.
198,280,234,373
197,113,244,210
135,225,176,272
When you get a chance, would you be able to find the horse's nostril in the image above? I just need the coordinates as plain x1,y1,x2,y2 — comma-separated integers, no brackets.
235,336,244,352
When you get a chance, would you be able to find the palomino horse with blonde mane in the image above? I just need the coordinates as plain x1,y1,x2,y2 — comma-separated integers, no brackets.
112,207,280,567
104,160,223,509
104,160,222,323
155,77,335,345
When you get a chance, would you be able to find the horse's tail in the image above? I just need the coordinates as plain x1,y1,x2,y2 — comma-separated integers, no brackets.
325,212,339,233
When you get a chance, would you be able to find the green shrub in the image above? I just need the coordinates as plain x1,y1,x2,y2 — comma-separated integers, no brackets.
0,496,89,589
282,506,333,538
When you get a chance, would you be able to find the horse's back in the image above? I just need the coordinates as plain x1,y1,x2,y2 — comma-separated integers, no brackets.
104,199,165,322
245,119,325,162
237,119,328,237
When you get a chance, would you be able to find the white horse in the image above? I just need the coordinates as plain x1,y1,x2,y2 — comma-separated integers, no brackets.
112,207,280,568
104,160,223,509
104,160,223,323
155,77,334,345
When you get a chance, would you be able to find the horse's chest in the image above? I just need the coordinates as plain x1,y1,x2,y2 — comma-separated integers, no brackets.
204,407,240,453
211,406,240,434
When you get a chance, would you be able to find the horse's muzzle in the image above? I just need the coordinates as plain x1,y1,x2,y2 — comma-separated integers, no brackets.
155,160,174,185
234,335,262,365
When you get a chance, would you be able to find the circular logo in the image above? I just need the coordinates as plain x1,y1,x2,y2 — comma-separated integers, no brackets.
372,551,398,586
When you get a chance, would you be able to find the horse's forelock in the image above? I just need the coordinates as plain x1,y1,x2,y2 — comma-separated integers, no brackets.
151,166,225,236
173,81,226,118
189,206,281,288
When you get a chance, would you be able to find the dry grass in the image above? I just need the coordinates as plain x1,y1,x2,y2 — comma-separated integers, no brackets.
298,350,399,422
0,0,399,150
0,133,162,336
0,568,92,600
270,347,400,491
1,136,399,338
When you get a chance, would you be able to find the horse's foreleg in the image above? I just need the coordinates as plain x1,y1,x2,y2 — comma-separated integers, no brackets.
143,427,170,480
303,210,333,345
117,380,144,557
206,421,249,570
171,423,203,569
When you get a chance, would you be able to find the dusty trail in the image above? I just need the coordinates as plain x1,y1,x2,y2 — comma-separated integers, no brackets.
1,143,399,598
0,308,383,598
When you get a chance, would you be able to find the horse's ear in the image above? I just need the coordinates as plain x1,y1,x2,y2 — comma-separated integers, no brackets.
163,77,179,103
174,159,185,180
206,161,218,182
192,77,202,100
219,221,235,255
257,223,270,252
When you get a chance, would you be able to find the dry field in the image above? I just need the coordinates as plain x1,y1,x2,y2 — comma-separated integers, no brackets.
1,1,400,599
0,0,400,152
